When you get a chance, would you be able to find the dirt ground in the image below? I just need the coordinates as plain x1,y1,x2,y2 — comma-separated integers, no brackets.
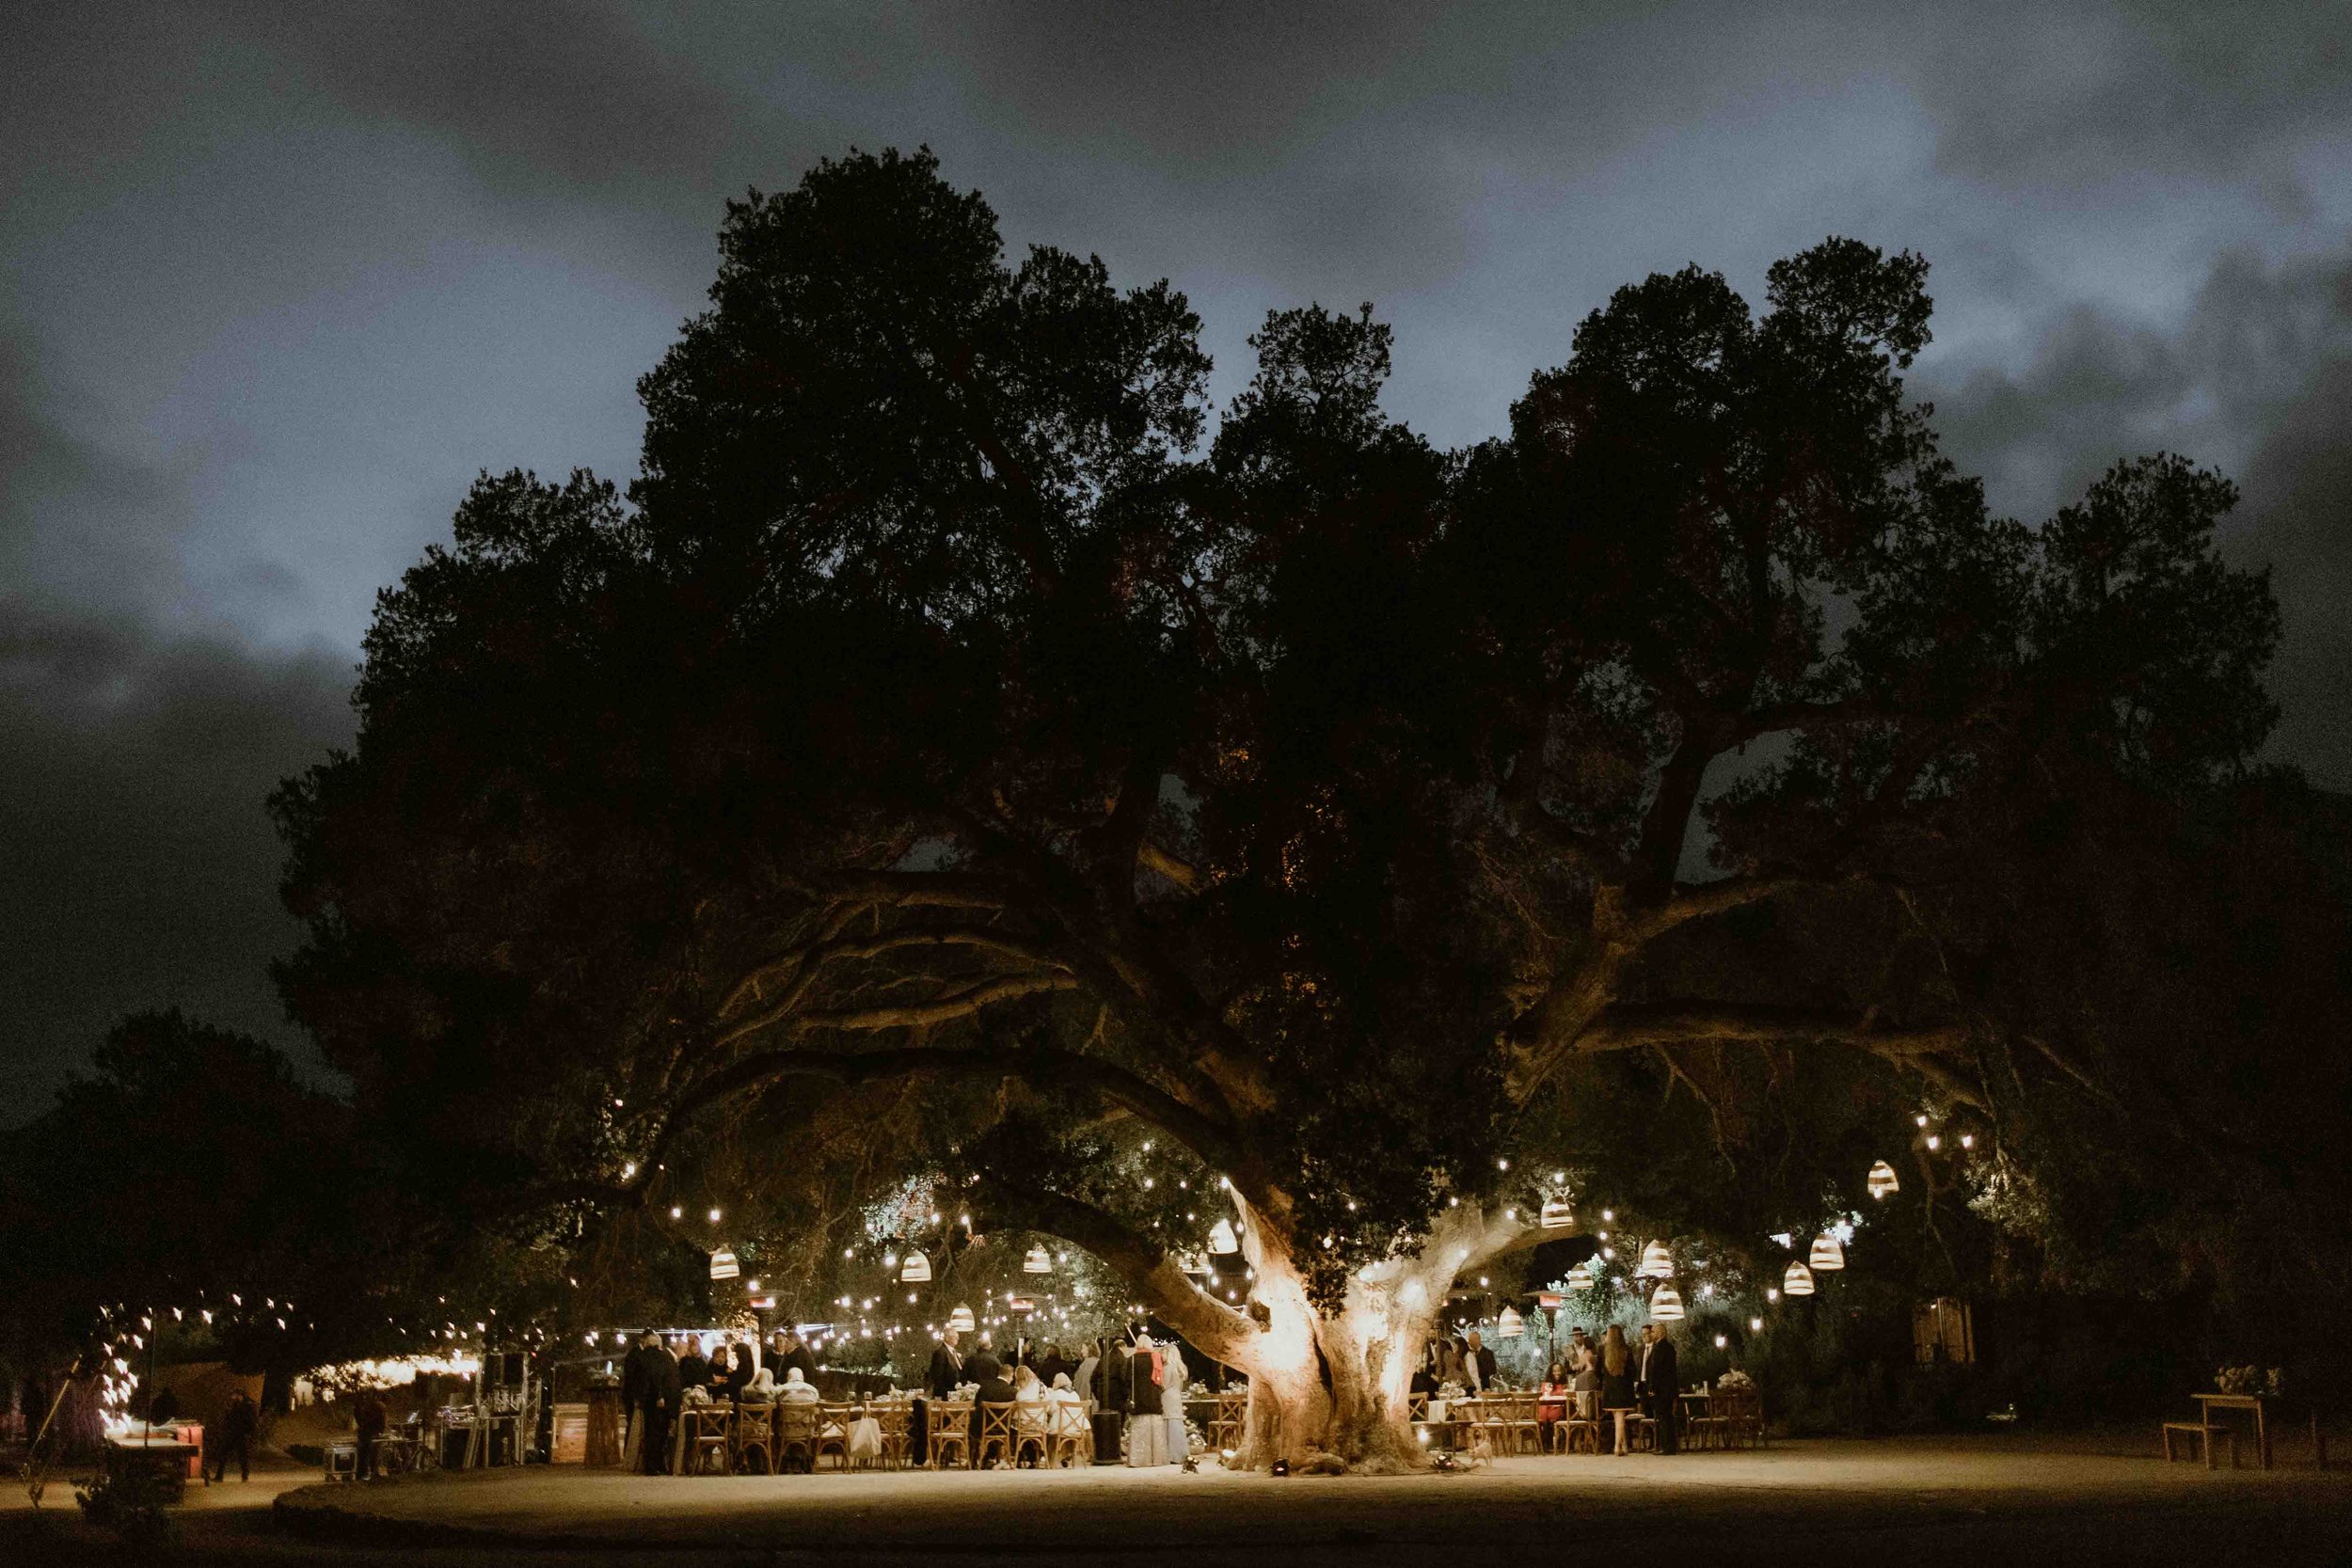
6,1431,2347,1566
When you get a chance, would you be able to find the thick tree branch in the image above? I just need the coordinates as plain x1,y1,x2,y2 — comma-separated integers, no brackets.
1136,839,1202,894
976,1181,1261,1364
1572,1001,1972,1058
646,1039,1246,1185
717,927,1072,1038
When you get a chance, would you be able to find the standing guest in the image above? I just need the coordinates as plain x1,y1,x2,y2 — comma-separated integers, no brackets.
676,1337,708,1394
1599,1324,1637,1453
1037,1342,1071,1389
1568,1327,1601,1423
353,1389,388,1481
1640,1323,1681,1454
624,1330,678,1475
1122,1331,1165,1466
928,1330,966,1399
1159,1339,1189,1464
771,1329,818,1386
1072,1344,1099,1405
1465,1330,1497,1391
209,1388,258,1482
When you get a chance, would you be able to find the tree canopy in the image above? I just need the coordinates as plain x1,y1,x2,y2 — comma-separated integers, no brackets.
270,148,2323,1465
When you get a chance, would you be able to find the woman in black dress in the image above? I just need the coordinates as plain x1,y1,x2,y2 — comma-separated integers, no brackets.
1598,1324,1638,1450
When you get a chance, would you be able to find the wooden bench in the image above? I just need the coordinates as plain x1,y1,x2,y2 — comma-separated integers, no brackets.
2162,1420,2234,1468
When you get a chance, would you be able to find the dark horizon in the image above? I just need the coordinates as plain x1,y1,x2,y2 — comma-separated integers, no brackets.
7,0,2350,1121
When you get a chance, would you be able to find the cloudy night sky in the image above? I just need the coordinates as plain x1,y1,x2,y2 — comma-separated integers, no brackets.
5,1,2349,1121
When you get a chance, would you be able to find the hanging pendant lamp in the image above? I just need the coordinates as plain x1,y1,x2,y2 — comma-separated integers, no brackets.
1565,1263,1595,1291
1808,1233,1846,1272
1023,1244,1052,1275
947,1304,977,1334
708,1247,740,1281
1649,1283,1686,1322
1640,1240,1674,1278
899,1251,932,1284
1783,1261,1816,1297
1539,1197,1574,1230
1867,1161,1900,1200
1496,1305,1525,1339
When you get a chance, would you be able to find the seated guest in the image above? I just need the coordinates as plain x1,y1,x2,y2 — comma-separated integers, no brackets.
1012,1365,1053,1459
1538,1361,1570,1445
968,1351,1015,1453
740,1367,776,1403
777,1367,821,1403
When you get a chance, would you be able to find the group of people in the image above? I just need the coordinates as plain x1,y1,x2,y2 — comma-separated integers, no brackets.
925,1326,1198,1466
1413,1329,1502,1393
620,1326,827,1475
1537,1323,1684,1454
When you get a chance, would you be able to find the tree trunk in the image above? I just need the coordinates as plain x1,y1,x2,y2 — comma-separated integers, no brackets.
1215,1207,1517,1473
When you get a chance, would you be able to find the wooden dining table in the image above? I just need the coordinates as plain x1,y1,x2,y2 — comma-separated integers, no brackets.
2192,1392,2272,1469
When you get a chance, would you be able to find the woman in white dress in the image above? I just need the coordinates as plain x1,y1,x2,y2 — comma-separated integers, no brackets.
1159,1341,1188,1463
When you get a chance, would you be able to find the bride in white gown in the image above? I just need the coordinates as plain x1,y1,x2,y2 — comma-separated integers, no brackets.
1159,1340,1188,1462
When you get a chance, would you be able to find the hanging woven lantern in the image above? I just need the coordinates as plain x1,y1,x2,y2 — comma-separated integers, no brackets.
1808,1233,1846,1272
708,1248,739,1281
899,1252,932,1284
1867,1160,1900,1200
1565,1263,1595,1291
1539,1197,1574,1230
1023,1244,1052,1275
947,1304,977,1334
1496,1305,1525,1339
1649,1283,1686,1322
1640,1239,1674,1278
1783,1261,1816,1296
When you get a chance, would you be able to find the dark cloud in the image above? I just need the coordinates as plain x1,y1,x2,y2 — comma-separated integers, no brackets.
1921,3,2352,195
5,0,2350,1117
1921,243,2352,783
0,605,355,1125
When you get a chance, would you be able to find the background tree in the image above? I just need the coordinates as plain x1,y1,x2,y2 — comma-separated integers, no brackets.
275,149,2302,1467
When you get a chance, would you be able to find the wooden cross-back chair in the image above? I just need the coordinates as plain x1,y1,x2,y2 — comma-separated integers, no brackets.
772,1400,818,1473
927,1402,972,1469
975,1402,1019,1470
733,1402,775,1474
813,1403,855,1471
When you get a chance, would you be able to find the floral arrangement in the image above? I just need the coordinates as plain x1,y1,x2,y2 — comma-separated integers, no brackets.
1716,1369,1756,1390
2216,1366,2283,1397
1437,1381,1468,1400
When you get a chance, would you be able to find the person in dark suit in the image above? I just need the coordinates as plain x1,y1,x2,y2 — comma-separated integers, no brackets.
209,1388,258,1482
928,1330,966,1398
623,1329,679,1474
1639,1323,1680,1454
1465,1330,1499,1390
770,1330,818,1386
966,1350,1013,1457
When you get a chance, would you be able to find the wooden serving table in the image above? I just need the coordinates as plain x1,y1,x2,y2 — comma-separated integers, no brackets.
2192,1392,2273,1469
